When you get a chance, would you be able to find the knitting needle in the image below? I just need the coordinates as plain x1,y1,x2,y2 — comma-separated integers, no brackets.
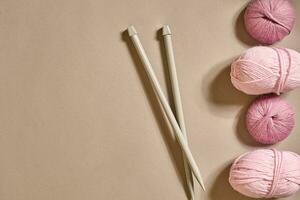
127,25,205,190
162,25,197,197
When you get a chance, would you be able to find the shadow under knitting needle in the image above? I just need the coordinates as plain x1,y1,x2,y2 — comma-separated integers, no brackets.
121,30,188,196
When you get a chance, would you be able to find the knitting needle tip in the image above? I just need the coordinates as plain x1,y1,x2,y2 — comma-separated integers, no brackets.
195,173,206,191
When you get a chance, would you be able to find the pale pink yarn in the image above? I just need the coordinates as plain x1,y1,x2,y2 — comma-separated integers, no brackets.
244,0,296,44
246,95,295,144
229,149,300,198
231,46,300,95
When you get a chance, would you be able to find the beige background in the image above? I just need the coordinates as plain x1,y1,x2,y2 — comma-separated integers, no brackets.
0,0,299,199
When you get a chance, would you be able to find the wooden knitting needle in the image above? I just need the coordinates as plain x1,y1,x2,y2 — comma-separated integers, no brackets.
162,25,197,197
127,25,205,190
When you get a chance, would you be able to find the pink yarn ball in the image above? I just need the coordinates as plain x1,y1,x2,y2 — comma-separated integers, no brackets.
229,149,300,198
244,0,296,44
231,46,300,95
246,95,295,144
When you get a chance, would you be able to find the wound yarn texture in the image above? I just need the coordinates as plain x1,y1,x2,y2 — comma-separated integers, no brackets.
244,0,296,44
231,46,300,95
229,149,300,198
246,95,295,144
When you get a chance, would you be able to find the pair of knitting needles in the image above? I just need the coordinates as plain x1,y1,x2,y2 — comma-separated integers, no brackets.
127,25,205,197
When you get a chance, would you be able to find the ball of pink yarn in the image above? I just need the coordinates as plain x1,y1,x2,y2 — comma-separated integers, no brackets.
244,0,296,44
246,95,295,144
229,149,300,198
231,46,300,95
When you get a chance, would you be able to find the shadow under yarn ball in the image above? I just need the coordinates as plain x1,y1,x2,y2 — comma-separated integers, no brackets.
229,149,300,198
244,0,296,45
231,46,300,95
246,95,295,144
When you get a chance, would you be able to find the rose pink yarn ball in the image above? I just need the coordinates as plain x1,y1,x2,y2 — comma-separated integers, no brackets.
231,46,300,95
244,0,296,44
246,95,295,144
229,149,300,198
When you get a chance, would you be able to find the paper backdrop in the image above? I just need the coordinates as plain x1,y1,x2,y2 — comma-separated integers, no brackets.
0,0,299,199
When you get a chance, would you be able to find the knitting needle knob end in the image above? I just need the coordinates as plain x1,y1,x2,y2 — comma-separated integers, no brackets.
162,25,172,36
128,25,138,36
